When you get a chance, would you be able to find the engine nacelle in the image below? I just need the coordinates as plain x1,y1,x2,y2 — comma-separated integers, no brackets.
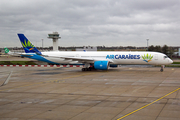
94,61,109,70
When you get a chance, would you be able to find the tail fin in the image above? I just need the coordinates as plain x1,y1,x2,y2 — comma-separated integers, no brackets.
4,47,19,56
17,34,41,55
4,47,10,54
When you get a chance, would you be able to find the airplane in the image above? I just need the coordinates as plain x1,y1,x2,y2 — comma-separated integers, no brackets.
4,47,23,56
6,34,173,72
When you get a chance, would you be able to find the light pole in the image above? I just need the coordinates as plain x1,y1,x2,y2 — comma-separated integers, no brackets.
42,39,43,51
147,39,149,51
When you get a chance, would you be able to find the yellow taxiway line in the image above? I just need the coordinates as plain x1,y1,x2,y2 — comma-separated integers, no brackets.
117,87,180,120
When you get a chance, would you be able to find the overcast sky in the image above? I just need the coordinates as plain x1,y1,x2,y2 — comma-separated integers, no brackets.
0,0,180,48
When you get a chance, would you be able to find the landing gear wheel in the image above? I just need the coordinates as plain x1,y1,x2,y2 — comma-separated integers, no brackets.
160,65,164,72
82,67,95,71
89,67,92,71
82,68,89,71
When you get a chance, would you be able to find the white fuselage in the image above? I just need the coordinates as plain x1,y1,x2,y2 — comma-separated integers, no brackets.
35,51,173,65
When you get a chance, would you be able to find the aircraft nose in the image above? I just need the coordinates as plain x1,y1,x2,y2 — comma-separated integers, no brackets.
169,59,173,64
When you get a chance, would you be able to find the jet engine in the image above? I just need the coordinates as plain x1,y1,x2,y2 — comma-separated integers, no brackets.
94,61,109,70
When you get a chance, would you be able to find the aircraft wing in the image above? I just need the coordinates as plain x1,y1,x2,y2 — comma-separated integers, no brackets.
43,55,114,63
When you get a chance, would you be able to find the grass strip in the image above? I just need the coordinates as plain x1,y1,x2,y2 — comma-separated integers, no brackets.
0,61,37,65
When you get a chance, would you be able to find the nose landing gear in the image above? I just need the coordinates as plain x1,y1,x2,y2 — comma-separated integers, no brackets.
160,65,164,72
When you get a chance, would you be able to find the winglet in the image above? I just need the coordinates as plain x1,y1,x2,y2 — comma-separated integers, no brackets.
17,34,41,55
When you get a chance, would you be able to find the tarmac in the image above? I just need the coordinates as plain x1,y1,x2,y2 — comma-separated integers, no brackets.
0,64,180,120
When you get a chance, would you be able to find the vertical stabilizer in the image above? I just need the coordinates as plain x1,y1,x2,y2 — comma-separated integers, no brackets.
4,47,10,54
17,34,41,55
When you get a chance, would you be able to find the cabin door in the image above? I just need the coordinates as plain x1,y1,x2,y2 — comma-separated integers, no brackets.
154,54,158,60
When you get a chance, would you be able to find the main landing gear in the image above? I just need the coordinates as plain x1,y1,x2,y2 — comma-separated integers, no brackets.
160,65,164,72
82,67,95,71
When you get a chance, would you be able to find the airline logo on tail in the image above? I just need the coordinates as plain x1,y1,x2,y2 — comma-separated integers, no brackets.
18,34,41,55
21,39,35,52
4,47,9,54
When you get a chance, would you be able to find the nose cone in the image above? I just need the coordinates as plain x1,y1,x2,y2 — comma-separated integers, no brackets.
169,59,173,64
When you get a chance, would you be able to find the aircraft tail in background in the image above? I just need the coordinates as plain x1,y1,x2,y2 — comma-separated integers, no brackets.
4,47,19,56
17,34,41,55
4,47,10,54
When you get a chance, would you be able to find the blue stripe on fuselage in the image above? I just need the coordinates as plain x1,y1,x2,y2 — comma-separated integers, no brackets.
21,54,60,65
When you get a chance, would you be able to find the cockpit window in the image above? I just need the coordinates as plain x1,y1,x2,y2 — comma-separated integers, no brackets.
164,56,168,59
